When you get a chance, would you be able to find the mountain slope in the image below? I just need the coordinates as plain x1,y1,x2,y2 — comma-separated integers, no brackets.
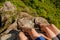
0,0,60,33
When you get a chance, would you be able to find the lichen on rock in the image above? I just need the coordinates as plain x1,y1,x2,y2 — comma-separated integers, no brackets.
0,1,18,34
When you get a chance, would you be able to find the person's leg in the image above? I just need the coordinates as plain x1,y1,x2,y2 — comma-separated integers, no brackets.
40,23,60,40
26,28,51,40
38,24,59,40
47,24,60,35
49,24,60,40
19,32,28,40
28,28,43,39
34,17,56,38
19,29,47,40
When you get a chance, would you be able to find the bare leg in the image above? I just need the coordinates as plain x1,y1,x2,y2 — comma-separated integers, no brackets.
39,24,56,38
47,24,60,35
26,28,51,40
28,29,42,39
19,32,28,40
45,27,56,38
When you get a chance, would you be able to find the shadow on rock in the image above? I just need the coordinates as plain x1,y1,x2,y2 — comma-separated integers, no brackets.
7,30,19,40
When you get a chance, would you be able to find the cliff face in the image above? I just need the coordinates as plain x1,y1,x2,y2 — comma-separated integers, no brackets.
0,0,60,33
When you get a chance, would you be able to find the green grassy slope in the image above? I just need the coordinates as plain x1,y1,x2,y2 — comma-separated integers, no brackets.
0,0,60,30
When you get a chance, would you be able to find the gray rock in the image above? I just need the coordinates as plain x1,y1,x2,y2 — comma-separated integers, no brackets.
35,17,49,26
1,30,19,40
18,18,34,29
1,1,16,12
1,34,14,40
20,12,33,20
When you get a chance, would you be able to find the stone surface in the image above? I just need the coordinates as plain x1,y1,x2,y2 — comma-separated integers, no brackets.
1,30,19,40
35,17,50,26
19,12,33,20
0,1,17,34
18,18,34,29
1,1,16,12
1,34,12,40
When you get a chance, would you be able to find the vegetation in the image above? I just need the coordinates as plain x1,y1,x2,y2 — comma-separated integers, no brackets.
0,0,60,33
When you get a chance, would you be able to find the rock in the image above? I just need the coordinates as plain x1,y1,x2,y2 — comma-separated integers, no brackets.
1,21,18,35
1,30,19,40
20,12,33,19
35,17,49,26
19,12,34,22
0,1,16,12
18,18,34,29
1,34,17,40
1,34,12,40
0,1,18,33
